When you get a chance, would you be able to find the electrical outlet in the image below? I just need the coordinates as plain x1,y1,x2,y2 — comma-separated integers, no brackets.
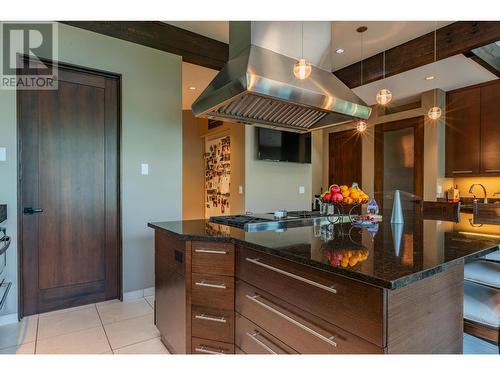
141,163,149,175
299,186,305,194
0,147,6,161
238,185,243,194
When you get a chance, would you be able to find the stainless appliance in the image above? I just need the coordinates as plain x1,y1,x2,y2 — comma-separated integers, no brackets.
0,206,11,312
192,22,371,133
210,211,328,232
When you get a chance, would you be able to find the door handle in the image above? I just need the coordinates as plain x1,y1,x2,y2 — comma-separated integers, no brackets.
23,207,44,215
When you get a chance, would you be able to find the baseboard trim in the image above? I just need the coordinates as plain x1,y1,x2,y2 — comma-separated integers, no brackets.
123,287,155,301
0,313,19,326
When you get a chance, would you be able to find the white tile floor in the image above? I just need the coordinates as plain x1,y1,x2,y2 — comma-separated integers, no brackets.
0,296,170,354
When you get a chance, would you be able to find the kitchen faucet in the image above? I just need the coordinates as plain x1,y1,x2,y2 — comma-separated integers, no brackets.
313,197,324,213
468,184,488,204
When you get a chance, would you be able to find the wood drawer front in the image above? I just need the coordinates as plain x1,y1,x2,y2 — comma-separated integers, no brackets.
192,305,234,343
155,230,185,275
236,280,384,354
192,241,234,276
235,313,297,354
237,246,385,346
191,337,234,354
191,273,234,310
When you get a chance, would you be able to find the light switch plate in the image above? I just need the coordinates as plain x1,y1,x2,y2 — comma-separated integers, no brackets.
0,147,6,161
141,163,149,175
238,185,243,194
299,186,305,194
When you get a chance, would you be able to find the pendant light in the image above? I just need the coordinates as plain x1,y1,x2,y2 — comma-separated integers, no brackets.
356,120,367,132
376,50,393,105
428,21,442,121
293,22,312,80
356,26,368,132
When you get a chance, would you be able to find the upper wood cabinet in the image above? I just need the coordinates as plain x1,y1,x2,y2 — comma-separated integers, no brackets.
445,80,500,177
480,82,500,174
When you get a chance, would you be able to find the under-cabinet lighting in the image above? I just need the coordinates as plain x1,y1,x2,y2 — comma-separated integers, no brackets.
458,231,500,239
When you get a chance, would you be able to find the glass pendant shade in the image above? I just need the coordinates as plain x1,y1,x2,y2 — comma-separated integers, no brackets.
356,120,367,132
293,58,312,80
427,106,442,120
376,88,393,105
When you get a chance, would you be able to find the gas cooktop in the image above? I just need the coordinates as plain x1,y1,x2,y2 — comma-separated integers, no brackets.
209,215,274,229
209,211,325,232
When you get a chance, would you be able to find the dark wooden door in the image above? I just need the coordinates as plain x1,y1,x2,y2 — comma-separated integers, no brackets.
328,129,362,187
445,87,481,177
480,80,500,174
19,59,120,316
374,117,424,210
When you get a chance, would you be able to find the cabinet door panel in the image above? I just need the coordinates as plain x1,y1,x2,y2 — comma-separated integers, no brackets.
445,88,481,176
480,82,500,174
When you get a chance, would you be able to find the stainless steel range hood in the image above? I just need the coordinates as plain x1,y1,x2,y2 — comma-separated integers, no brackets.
191,22,371,133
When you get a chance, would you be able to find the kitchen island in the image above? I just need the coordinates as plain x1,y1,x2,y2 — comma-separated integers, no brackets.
148,212,500,354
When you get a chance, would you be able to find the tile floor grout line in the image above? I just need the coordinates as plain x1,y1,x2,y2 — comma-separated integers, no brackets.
112,336,161,352
94,304,114,354
36,322,103,343
100,304,154,327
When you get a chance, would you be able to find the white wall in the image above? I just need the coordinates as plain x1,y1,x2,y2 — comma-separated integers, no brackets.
0,22,182,317
245,126,312,213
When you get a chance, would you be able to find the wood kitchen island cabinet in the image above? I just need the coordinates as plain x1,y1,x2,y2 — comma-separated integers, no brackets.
149,215,500,354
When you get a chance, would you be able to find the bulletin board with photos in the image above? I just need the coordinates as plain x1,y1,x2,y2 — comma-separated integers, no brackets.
204,135,231,218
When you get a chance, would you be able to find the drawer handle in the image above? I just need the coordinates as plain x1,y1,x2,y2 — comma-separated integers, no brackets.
485,169,500,173
194,313,227,323
195,280,227,289
245,258,337,294
195,345,226,354
195,248,228,255
452,170,473,174
246,294,337,348
246,331,277,354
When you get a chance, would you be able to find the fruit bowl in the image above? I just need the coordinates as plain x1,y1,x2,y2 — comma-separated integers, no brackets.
320,183,369,206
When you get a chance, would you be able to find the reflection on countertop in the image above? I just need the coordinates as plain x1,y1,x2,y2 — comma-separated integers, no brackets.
148,212,500,289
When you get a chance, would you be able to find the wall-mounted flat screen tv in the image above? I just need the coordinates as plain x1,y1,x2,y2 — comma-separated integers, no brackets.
256,127,311,164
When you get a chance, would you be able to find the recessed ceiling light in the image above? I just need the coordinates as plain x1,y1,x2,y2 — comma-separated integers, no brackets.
425,75,435,81
335,48,345,54
188,86,196,90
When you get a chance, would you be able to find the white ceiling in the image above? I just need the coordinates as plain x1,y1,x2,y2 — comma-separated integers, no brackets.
177,21,497,109
352,54,497,106
182,62,218,110
166,21,452,70
331,21,452,70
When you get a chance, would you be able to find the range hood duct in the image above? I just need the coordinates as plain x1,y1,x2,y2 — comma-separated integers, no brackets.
191,22,371,133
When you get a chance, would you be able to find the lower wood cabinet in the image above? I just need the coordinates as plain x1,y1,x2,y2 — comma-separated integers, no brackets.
191,337,235,355
236,245,385,346
154,230,188,353
235,313,297,354
153,233,464,354
235,280,384,354
191,272,234,310
191,305,234,343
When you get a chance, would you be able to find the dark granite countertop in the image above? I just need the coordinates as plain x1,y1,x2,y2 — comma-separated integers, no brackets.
148,212,500,289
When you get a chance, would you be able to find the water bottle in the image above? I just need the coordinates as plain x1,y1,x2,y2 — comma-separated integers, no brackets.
367,198,379,217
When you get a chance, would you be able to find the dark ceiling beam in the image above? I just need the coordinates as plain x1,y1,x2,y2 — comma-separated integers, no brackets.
334,21,500,88
60,21,229,71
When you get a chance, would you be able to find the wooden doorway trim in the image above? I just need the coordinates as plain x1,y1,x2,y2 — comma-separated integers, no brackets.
374,116,424,205
17,55,123,318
